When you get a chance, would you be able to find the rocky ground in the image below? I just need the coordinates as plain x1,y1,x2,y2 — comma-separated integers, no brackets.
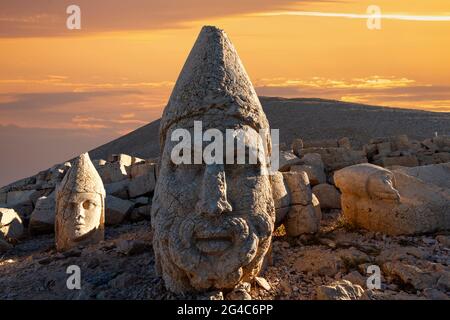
1,210,448,300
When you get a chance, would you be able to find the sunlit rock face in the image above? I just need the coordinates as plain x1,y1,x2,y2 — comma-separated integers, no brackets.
55,153,105,252
151,26,275,293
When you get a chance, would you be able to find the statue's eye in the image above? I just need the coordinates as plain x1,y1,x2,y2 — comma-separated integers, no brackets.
82,200,95,210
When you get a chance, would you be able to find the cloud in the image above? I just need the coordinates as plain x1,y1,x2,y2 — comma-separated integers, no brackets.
255,11,450,22
0,0,304,38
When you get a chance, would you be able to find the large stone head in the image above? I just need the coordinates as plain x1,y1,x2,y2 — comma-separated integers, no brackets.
151,26,275,293
55,152,105,252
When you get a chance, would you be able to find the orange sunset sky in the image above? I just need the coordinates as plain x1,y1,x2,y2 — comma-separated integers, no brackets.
1,0,450,185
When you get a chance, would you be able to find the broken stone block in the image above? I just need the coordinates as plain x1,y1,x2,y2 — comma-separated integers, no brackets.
291,164,326,186
278,150,302,172
105,195,134,225
128,171,156,198
293,153,327,186
379,155,419,168
282,171,312,206
285,204,321,236
302,147,367,172
0,207,24,240
107,154,133,166
97,162,130,184
391,135,410,151
270,172,290,225
130,162,156,179
29,194,55,235
312,183,341,209
104,179,130,199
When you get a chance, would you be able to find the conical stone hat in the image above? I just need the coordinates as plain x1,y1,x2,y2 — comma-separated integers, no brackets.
160,26,270,149
57,152,105,197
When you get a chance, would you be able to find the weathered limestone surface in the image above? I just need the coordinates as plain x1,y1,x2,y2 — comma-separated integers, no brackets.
29,193,55,235
335,163,450,235
105,195,134,225
393,163,450,190
151,26,275,293
312,183,341,210
270,172,290,226
55,153,106,252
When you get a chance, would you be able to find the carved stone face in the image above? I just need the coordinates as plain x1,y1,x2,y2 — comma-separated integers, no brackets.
59,192,103,240
55,152,105,252
152,121,275,293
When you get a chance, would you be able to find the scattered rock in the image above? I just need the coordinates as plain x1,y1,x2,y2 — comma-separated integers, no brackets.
105,195,134,226
255,276,271,291
316,280,367,300
116,240,149,256
29,194,55,235
312,183,341,209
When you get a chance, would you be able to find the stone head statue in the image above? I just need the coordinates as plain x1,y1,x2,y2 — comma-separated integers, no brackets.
151,26,275,293
55,152,105,251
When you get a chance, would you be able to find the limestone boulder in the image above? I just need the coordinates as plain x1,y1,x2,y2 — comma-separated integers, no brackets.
128,171,156,198
270,172,290,226
97,162,129,184
130,162,156,179
278,151,302,172
302,147,367,172
316,280,367,300
312,183,341,210
334,163,450,235
377,155,419,168
291,153,326,186
281,171,312,206
104,179,130,199
285,203,321,236
29,194,55,235
0,207,24,240
105,195,134,225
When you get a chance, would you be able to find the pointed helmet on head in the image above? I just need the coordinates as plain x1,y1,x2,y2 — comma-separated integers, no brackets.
159,25,271,153
57,152,105,196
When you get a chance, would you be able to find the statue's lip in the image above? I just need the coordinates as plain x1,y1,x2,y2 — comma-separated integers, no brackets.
194,229,233,255
195,236,233,255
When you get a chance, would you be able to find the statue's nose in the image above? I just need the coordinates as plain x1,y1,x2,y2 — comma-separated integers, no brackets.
197,164,233,217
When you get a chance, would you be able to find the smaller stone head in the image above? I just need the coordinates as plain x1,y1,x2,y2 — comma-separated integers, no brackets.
55,152,105,251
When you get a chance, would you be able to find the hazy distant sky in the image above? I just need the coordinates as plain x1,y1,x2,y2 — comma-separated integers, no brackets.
1,0,450,185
